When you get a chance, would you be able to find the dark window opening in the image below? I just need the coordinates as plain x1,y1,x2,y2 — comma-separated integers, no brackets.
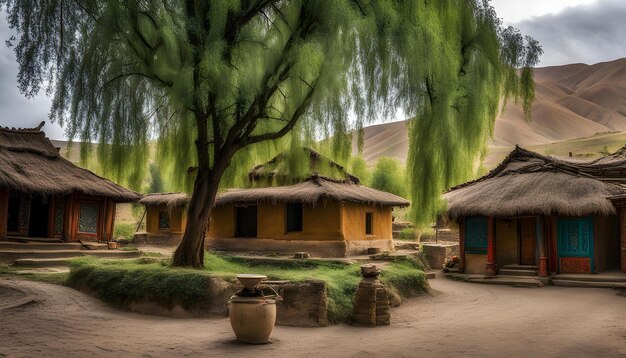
7,195,20,232
365,212,373,235
158,211,170,230
236,206,257,238
29,197,50,237
77,203,99,235
286,203,303,233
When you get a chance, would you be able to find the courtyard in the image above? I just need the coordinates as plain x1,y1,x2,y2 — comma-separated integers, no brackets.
0,274,623,358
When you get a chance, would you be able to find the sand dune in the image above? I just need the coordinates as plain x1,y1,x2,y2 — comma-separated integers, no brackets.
355,58,626,167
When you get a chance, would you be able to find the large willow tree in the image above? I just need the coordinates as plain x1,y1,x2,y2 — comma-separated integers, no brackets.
2,0,540,267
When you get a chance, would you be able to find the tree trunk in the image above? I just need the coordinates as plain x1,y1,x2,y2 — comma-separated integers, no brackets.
171,164,221,268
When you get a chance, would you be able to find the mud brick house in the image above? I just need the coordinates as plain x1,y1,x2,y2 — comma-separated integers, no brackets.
138,192,189,244
207,175,410,257
0,123,140,242
445,146,626,276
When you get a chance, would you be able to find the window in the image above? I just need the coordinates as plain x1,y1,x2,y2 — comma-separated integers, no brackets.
285,203,303,233
158,210,170,230
465,217,488,254
78,203,99,234
365,212,373,235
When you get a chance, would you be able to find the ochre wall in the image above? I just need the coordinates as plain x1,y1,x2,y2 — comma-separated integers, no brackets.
208,202,343,241
341,203,392,242
496,219,518,266
594,215,620,272
465,253,486,274
146,205,187,234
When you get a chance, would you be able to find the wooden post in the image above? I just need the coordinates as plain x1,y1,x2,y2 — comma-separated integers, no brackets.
549,215,558,274
537,216,548,277
458,217,465,273
0,189,8,241
485,216,497,276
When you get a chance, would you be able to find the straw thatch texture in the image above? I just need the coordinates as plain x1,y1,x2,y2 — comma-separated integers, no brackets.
0,125,140,201
215,175,410,208
444,146,625,218
248,147,360,185
139,192,189,208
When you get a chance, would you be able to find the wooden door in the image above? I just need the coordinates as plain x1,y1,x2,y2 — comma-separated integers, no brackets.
519,218,536,265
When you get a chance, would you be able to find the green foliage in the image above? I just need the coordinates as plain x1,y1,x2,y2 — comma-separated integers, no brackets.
348,156,371,184
66,254,426,323
148,163,165,193
2,0,541,238
113,223,136,240
370,157,407,197
398,228,418,241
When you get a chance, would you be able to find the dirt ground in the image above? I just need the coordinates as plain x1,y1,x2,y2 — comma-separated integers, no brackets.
0,274,624,358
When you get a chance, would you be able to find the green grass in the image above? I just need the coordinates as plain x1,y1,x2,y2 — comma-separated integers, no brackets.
66,253,427,323
113,222,136,240
397,227,417,241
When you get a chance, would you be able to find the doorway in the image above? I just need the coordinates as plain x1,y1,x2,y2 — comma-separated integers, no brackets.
235,206,257,238
518,217,536,265
7,195,21,233
28,197,50,238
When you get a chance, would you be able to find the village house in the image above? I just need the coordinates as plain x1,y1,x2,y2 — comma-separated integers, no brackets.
0,123,140,243
138,192,189,244
445,146,626,278
207,175,410,257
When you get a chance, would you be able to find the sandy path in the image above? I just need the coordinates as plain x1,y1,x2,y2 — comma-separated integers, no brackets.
0,275,624,358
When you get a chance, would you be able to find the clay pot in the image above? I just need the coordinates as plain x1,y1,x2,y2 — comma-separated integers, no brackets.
107,241,118,250
229,274,276,344
229,296,276,344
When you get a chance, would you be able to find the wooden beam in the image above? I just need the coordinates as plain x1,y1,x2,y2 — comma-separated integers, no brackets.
485,216,497,276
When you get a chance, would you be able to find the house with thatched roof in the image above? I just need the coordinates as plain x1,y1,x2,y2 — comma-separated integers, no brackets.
0,123,140,242
445,146,626,277
207,175,410,257
248,147,359,186
138,192,189,244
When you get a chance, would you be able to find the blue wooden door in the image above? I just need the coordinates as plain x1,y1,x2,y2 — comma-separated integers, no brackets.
557,217,594,273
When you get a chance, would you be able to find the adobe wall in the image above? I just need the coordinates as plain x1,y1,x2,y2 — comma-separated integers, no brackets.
146,205,186,235
208,237,347,257
465,253,486,274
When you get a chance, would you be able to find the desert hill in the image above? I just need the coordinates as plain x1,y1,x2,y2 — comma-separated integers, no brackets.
353,58,626,167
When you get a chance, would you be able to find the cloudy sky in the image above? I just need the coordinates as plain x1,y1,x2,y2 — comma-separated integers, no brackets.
1,1,625,140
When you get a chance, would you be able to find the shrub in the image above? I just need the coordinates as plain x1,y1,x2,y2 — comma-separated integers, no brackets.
369,157,407,197
397,228,417,241
113,222,136,240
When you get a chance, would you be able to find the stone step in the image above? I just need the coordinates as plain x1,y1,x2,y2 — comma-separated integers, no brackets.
498,268,538,277
553,274,626,283
552,280,626,289
8,236,63,243
0,242,83,250
466,277,543,288
0,249,141,261
501,264,539,270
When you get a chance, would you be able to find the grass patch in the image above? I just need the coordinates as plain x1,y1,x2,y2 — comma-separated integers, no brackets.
397,227,418,241
66,253,427,323
113,222,136,240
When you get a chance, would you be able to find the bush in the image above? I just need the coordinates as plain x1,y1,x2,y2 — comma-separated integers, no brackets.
397,228,417,241
370,157,407,197
113,222,136,241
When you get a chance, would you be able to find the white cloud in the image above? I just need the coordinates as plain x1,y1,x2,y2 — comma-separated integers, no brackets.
490,0,599,24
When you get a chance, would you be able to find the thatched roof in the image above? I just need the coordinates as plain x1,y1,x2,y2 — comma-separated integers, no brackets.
215,175,410,208
139,192,189,208
0,123,140,202
444,146,625,218
248,147,360,185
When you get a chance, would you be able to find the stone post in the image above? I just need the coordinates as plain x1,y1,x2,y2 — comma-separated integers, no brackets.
351,264,390,326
